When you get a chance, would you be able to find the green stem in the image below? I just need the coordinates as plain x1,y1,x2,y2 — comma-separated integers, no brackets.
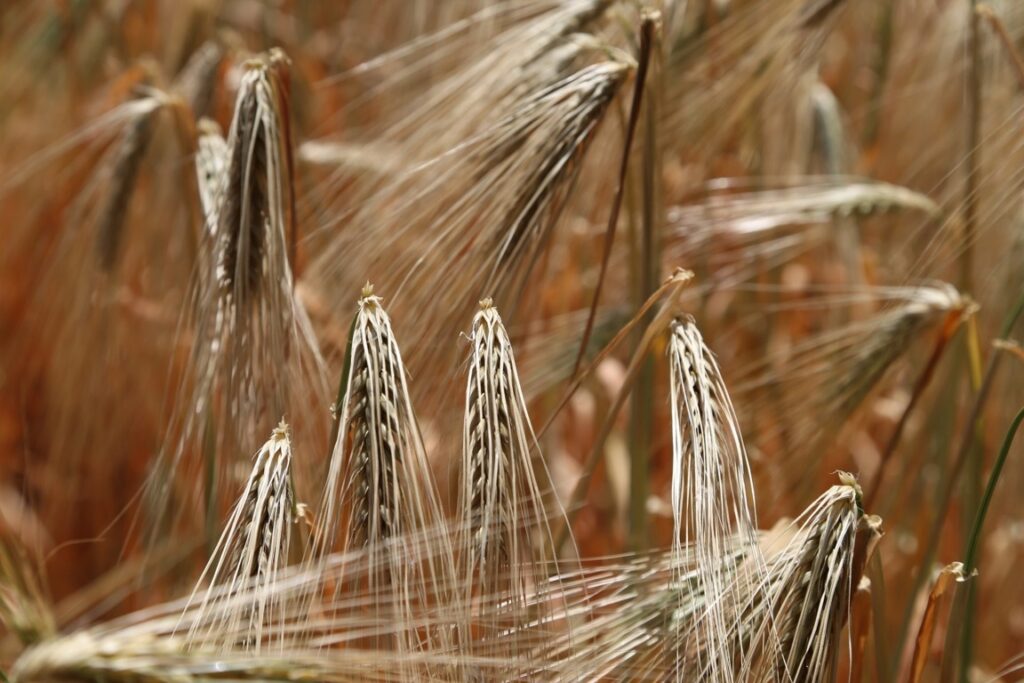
894,289,1024,673
327,312,359,456
629,16,661,552
570,14,654,379
957,406,1024,682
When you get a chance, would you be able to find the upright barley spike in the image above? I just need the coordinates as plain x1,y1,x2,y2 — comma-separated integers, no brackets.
219,75,269,298
459,299,569,668
667,317,762,682
313,285,455,664
214,49,295,321
181,420,295,654
327,285,409,552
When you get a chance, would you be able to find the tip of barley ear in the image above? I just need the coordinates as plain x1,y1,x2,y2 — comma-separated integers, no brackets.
835,471,860,491
479,297,494,310
197,117,223,136
667,267,695,285
268,47,290,65
273,419,290,440
862,514,883,533
361,282,375,299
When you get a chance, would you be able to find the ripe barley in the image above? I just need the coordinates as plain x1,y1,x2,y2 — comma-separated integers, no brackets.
667,317,762,682
458,300,570,671
313,285,455,666
181,420,295,653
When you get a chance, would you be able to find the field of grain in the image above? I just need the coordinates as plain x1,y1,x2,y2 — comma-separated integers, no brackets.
2,2,1024,681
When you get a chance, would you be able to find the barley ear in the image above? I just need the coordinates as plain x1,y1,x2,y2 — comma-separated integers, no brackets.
180,420,295,653
458,300,569,666
667,316,762,682
312,286,454,660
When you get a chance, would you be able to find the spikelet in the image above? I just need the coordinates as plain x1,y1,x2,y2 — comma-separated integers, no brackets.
457,300,570,668
181,421,294,653
667,317,762,682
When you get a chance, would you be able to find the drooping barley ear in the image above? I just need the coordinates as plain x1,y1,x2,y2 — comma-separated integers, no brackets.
313,285,455,658
667,316,763,682
827,285,971,421
172,40,224,119
740,284,972,497
458,300,569,663
485,60,628,292
741,474,882,682
318,56,630,398
93,99,158,272
180,420,295,653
